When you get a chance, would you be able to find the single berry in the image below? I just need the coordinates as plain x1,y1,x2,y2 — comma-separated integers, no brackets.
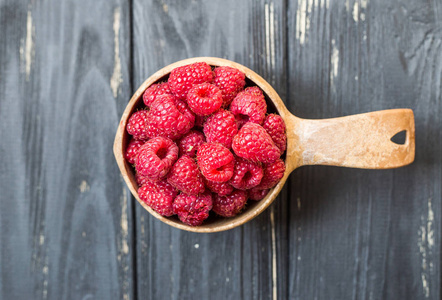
125,139,145,165
177,130,206,158
186,83,223,116
263,114,287,153
146,95,194,140
138,180,177,216
135,172,150,187
232,122,280,163
213,66,246,107
205,179,234,196
126,110,149,140
135,137,179,180
230,88,267,128
143,82,173,107
229,157,263,190
167,156,205,195
255,159,286,190
248,188,269,201
168,62,214,100
242,86,264,98
197,143,235,182
172,191,213,226
203,109,238,149
212,189,248,217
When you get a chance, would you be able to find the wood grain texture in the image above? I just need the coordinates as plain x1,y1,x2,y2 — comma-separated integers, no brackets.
294,109,415,169
132,0,288,299
0,0,134,299
0,0,440,299
287,0,441,299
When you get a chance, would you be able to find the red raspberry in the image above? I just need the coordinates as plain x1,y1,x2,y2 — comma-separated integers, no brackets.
213,66,246,107
255,159,286,190
146,95,194,140
232,122,280,164
172,191,213,226
167,156,205,195
186,83,223,116
135,172,150,187
125,139,145,165
177,130,205,158
230,88,267,128
263,114,287,153
205,179,234,196
168,62,214,100
229,157,263,190
248,188,269,201
135,137,179,180
175,98,196,128
212,189,248,217
242,86,264,98
197,143,235,182
126,110,149,140
138,180,177,216
143,82,173,107
203,109,238,149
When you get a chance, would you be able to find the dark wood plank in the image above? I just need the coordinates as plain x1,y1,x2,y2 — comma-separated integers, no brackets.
287,0,441,299
0,0,134,299
132,1,288,299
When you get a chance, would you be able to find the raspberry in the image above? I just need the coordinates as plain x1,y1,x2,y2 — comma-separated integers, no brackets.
143,82,173,107
205,179,234,196
212,189,248,217
146,95,194,140
213,66,246,107
135,137,179,180
186,83,223,116
230,88,267,128
232,122,280,164
138,180,177,216
126,110,149,140
135,172,150,187
177,130,205,158
167,156,205,195
168,62,214,100
242,86,264,98
197,143,235,182
125,139,145,165
263,114,286,153
229,157,263,190
172,191,213,226
248,188,269,201
255,159,285,190
203,109,238,149
175,98,196,128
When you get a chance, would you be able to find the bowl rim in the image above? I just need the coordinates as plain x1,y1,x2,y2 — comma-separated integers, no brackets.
113,57,293,233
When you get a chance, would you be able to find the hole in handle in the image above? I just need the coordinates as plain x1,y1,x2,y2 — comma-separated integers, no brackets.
390,130,407,145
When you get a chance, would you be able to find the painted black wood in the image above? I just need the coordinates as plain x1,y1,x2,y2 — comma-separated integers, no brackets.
0,0,134,299
0,0,440,299
287,0,441,299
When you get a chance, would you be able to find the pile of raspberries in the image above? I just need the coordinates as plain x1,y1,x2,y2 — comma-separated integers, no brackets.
125,62,286,226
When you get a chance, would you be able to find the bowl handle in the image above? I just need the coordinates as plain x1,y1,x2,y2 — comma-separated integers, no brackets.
292,109,415,169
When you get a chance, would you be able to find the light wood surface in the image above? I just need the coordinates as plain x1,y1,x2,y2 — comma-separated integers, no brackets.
114,57,416,233
289,109,415,170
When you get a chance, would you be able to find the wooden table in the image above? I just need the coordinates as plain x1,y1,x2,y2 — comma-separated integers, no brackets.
1,0,440,299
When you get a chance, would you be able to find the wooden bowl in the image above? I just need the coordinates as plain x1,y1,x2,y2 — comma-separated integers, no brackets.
114,57,415,233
